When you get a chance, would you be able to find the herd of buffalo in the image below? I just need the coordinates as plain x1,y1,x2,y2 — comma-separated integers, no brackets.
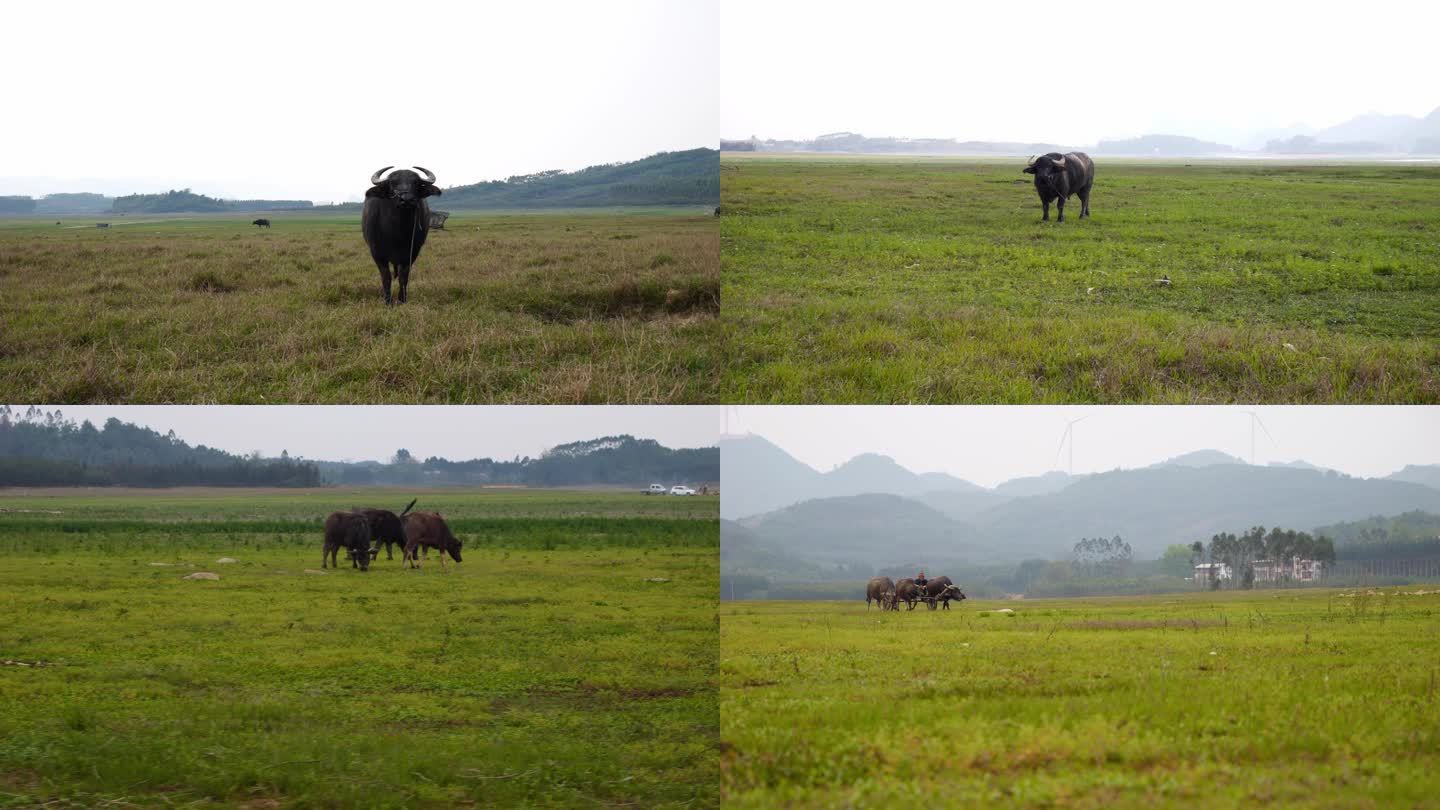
322,498,463,571
865,575,968,611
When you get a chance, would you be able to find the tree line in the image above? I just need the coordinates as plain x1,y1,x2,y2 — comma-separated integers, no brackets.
0,409,717,489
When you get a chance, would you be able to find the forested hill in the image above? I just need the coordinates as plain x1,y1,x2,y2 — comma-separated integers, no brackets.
438,148,719,209
0,411,718,489
110,189,313,214
0,408,320,487
315,436,719,488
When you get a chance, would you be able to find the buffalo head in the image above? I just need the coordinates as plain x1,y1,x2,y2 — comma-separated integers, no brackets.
347,546,371,571
446,538,463,564
1023,154,1069,191
368,166,442,210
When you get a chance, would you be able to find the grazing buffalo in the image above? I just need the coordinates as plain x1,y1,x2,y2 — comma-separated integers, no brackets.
401,511,462,569
323,511,373,571
1022,152,1094,222
893,577,922,610
362,166,442,305
355,498,416,560
96,223,109,228
922,576,967,610
865,576,897,609
252,218,271,228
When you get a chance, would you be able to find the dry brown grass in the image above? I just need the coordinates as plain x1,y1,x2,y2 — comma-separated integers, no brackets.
0,211,718,402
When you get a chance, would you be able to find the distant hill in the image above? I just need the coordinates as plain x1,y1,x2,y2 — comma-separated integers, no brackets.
735,132,1071,155
975,465,1440,559
1153,449,1246,468
914,489,1013,521
1261,106,1440,153
744,493,983,565
720,435,990,519
111,189,313,214
1387,465,1440,490
993,471,1077,497
1093,134,1234,155
438,148,718,209
36,193,113,214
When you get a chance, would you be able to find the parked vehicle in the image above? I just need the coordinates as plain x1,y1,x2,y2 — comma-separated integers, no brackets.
646,484,667,495
669,486,696,496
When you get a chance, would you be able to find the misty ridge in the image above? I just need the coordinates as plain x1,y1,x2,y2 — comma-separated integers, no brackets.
720,105,1440,157
0,149,719,215
720,433,1440,572
0,408,718,489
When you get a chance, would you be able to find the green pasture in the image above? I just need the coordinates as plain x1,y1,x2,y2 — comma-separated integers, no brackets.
721,590,1440,808
721,156,1440,402
0,209,718,403
0,488,719,808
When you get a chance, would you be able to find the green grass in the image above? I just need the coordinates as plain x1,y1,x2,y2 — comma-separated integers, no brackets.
721,590,1440,808
0,489,719,808
0,210,718,403
721,156,1440,402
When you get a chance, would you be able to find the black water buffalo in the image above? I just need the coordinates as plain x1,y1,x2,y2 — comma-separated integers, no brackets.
362,166,442,305
252,218,271,228
866,576,896,610
1022,152,1094,222
401,511,462,569
323,511,373,570
922,576,967,610
355,498,416,560
893,577,922,610
96,223,109,229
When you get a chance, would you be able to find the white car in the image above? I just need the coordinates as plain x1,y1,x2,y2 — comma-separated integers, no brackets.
669,486,696,496
646,484,667,495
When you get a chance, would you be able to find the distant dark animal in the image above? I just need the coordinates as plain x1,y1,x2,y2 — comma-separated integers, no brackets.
893,577,922,610
922,576,967,610
55,221,61,226
866,576,896,610
355,498,416,560
427,210,449,230
323,511,373,571
252,218,271,228
96,223,109,229
401,511,462,568
1022,152,1094,222
713,206,721,217
362,166,442,305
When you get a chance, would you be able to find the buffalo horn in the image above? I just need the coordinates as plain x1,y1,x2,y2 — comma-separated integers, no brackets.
1051,156,1067,168
370,166,394,185
413,166,436,184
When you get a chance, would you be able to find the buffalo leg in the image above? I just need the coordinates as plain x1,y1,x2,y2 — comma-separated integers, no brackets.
1056,197,1066,223
398,264,410,304
376,260,394,305
1079,186,1091,218
1041,200,1050,221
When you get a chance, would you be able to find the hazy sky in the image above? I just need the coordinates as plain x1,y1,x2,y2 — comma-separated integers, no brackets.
721,0,1439,147
726,407,1440,487
28,406,719,462
3,0,717,202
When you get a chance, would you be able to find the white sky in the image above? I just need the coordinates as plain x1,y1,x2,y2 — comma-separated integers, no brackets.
21,406,719,462
721,0,1440,147
726,407,1440,488
3,0,718,202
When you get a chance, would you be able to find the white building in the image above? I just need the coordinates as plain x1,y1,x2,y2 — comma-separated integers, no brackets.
1193,562,1232,585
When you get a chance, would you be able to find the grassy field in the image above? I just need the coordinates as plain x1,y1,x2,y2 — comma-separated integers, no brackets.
721,155,1440,402
0,488,719,808
721,590,1440,807
0,209,718,403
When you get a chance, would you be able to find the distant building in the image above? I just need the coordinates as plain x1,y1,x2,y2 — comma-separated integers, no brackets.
1253,558,1324,584
1194,563,1232,585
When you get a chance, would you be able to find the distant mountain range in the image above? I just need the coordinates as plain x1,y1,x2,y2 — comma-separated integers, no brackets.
1,149,719,215
722,106,1440,156
721,434,1440,568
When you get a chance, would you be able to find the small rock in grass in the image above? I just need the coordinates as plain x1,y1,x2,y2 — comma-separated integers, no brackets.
1283,342,1298,353
149,562,173,566
996,608,1015,615
303,569,327,575
183,572,220,581
645,577,671,583
216,557,238,564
